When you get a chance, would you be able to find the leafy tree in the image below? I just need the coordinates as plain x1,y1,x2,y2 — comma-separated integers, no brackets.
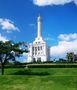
56,58,66,63
0,41,28,75
66,52,74,62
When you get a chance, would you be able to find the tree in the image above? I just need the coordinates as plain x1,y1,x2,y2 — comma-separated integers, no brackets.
66,52,74,62
58,58,67,63
0,41,28,75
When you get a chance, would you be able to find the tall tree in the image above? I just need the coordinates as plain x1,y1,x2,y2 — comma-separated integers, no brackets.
0,41,28,75
66,52,74,62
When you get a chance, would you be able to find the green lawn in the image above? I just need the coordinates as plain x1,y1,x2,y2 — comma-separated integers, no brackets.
0,68,77,90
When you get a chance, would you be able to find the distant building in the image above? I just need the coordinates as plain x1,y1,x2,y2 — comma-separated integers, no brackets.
27,15,50,62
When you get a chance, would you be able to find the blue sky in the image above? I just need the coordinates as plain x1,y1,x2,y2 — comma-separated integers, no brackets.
0,0,77,61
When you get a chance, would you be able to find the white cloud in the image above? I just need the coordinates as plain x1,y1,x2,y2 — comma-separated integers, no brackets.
29,23,36,29
74,0,77,4
0,34,8,42
44,34,54,41
21,53,28,62
44,37,53,41
23,52,28,56
50,33,77,59
58,33,77,41
33,0,77,6
0,18,19,33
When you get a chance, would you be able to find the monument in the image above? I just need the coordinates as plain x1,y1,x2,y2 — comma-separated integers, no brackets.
27,15,50,62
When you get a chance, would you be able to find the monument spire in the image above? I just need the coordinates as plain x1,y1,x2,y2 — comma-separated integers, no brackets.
37,15,42,38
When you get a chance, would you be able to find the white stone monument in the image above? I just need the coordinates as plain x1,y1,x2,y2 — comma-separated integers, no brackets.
27,15,50,62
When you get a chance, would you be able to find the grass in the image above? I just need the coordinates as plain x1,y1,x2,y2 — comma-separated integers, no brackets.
0,68,77,90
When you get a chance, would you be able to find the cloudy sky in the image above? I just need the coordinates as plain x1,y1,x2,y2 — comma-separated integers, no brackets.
0,0,77,61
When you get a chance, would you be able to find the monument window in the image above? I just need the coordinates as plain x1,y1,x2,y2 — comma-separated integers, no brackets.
33,58,36,63
38,46,40,51
41,46,42,50
38,52,40,55
32,47,34,51
35,52,37,55
35,47,37,51
38,42,40,44
33,52,34,55
35,50,37,54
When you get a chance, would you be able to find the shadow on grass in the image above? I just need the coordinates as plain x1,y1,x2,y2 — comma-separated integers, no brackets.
11,69,50,76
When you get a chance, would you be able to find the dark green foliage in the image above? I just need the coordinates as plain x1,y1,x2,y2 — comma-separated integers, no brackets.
27,63,77,68
0,41,28,75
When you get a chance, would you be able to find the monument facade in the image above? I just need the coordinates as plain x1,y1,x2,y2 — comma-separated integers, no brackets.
27,15,49,62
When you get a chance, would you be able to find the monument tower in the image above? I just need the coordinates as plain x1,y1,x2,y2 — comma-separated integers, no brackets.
27,15,49,62
37,15,42,38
